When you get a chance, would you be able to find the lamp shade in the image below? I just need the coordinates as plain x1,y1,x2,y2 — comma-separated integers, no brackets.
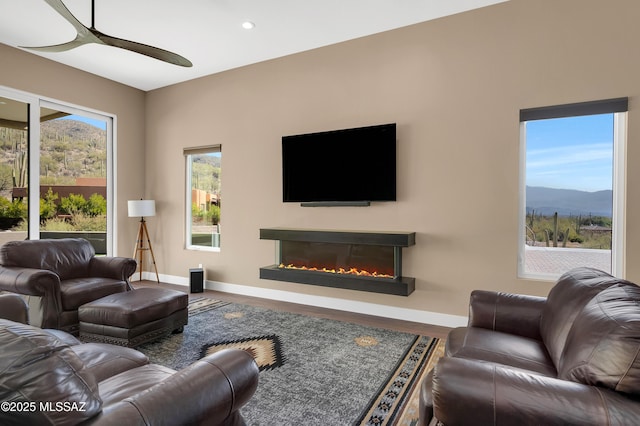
128,200,156,217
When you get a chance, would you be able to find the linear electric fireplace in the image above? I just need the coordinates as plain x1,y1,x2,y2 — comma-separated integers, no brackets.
259,228,416,296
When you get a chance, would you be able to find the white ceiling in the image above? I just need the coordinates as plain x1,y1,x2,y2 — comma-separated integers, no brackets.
0,0,508,92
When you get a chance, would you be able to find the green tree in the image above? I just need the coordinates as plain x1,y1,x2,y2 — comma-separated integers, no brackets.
207,204,221,225
40,188,59,219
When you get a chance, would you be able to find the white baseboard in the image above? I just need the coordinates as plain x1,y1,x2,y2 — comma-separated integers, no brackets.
134,272,468,329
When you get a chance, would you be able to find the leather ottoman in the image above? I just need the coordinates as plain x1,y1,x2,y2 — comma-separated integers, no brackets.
78,287,188,347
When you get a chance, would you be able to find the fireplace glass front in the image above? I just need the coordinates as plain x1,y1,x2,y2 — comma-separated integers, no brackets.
279,241,396,278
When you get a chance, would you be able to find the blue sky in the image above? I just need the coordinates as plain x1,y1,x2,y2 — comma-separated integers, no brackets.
58,114,107,130
526,113,614,192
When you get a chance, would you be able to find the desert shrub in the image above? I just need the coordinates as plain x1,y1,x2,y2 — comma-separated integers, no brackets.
41,217,75,231
0,197,26,218
582,234,612,250
85,193,106,216
40,188,59,219
71,213,106,231
207,205,221,225
192,203,220,225
59,193,86,215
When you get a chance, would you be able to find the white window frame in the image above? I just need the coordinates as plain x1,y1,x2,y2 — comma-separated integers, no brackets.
517,99,627,280
184,145,221,252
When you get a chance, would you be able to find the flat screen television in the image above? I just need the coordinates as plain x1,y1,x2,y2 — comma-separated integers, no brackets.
282,123,396,205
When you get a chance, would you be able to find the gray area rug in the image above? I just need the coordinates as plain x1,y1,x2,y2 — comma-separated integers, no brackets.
137,299,437,425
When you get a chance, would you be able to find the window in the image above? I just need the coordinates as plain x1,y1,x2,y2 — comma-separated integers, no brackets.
0,87,114,254
518,98,627,279
185,145,221,250
39,104,109,254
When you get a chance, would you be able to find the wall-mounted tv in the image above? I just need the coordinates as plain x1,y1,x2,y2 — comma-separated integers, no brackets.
282,123,396,206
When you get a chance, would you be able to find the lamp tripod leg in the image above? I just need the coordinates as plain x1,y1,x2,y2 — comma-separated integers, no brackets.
142,221,160,283
134,221,145,282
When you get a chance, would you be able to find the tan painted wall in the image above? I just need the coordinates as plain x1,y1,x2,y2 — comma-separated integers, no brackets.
145,0,640,318
0,43,146,256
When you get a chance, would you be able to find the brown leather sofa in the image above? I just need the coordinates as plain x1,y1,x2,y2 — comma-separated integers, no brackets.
0,293,260,425
0,238,136,334
420,267,640,426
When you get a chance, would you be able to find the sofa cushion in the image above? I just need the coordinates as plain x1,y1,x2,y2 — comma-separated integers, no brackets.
559,284,640,395
540,267,631,368
0,319,103,424
99,364,175,407
0,238,94,280
446,326,557,377
70,343,150,383
44,328,83,345
60,277,127,310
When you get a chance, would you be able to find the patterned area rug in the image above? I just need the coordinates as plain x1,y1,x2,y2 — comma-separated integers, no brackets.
201,334,285,371
357,337,445,426
138,297,443,425
187,296,229,315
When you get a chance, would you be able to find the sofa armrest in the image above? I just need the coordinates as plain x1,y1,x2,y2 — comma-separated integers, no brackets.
468,290,546,340
0,266,60,296
432,357,640,425
91,349,259,425
0,266,62,328
89,257,137,285
0,293,29,323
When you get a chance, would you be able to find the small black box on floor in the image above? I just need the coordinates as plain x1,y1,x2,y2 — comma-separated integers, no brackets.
189,268,204,293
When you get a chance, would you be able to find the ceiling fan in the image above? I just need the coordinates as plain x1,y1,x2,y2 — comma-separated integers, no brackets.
21,0,192,67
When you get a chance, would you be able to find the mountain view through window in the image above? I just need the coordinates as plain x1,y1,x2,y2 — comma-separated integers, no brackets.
521,112,618,277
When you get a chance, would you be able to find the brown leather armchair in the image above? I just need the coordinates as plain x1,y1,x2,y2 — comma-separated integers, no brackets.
420,267,640,425
0,238,136,334
0,293,260,425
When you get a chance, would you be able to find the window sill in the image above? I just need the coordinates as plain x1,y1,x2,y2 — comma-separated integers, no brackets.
186,245,220,253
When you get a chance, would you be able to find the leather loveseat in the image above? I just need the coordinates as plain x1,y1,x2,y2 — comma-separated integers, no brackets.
0,238,136,334
0,293,259,425
420,267,640,426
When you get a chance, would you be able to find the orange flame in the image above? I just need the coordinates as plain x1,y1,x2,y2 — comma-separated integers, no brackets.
278,263,393,278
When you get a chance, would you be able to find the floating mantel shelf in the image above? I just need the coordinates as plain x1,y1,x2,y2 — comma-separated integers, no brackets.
259,228,416,296
259,228,415,247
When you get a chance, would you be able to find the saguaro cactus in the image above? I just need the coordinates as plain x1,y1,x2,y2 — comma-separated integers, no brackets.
12,151,27,188
544,212,560,248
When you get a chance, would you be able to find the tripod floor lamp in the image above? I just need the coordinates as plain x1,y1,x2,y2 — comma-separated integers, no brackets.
128,199,159,283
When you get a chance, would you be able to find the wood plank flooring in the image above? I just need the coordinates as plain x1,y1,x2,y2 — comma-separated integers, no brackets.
133,280,452,339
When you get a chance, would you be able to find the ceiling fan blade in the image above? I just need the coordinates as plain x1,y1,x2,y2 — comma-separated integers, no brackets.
42,0,91,34
21,0,101,51
21,0,192,67
20,38,89,53
94,31,193,67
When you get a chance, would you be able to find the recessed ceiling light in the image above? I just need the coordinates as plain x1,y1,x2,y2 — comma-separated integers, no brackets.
242,21,255,30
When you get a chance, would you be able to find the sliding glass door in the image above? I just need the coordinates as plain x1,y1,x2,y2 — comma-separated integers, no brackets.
0,87,114,254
